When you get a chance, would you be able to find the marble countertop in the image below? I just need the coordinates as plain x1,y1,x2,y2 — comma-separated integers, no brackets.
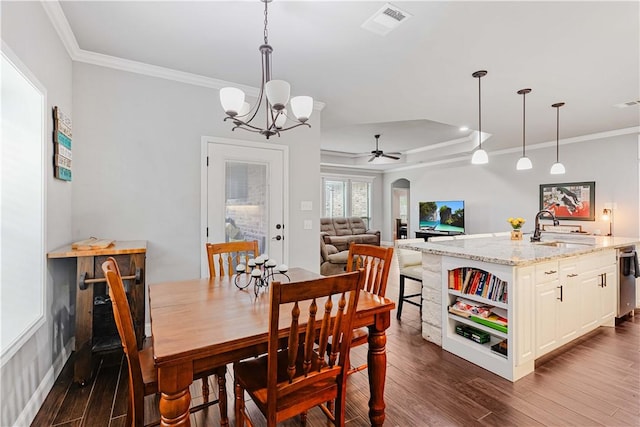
403,234,639,266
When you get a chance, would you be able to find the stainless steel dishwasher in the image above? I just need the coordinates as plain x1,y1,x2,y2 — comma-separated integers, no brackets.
617,245,638,318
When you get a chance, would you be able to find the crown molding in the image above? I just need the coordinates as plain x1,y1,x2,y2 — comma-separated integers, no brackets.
41,0,325,111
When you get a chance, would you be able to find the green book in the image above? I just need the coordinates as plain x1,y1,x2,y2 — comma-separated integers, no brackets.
469,315,508,333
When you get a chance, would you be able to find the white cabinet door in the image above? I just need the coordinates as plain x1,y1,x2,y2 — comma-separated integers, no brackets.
557,259,579,345
579,271,600,333
535,279,560,355
599,264,617,323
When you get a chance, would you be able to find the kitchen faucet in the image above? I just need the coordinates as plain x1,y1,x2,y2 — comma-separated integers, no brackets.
531,210,559,242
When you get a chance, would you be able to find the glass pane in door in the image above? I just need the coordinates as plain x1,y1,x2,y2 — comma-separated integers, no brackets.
323,180,346,217
351,181,371,227
225,161,268,254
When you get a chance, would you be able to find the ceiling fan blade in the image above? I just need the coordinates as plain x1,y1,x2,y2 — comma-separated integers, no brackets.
382,153,400,160
368,154,376,162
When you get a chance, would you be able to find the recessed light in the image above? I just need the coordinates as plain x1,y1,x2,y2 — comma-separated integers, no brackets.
459,126,469,131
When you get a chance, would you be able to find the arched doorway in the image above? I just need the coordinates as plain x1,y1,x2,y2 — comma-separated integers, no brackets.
391,179,410,240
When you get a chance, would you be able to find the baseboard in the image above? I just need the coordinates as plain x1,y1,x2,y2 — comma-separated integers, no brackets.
13,338,74,426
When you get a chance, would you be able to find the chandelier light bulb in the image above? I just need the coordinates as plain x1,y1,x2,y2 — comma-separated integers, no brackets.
290,96,313,122
220,87,245,116
274,108,287,129
238,102,251,117
265,79,290,111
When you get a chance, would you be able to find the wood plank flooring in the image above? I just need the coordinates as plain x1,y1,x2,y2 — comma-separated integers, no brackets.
32,255,640,427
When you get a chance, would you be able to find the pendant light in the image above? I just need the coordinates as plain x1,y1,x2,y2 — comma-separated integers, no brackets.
550,102,566,174
516,88,533,170
471,70,489,164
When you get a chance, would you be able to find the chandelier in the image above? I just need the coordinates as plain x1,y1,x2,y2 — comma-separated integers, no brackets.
219,0,313,139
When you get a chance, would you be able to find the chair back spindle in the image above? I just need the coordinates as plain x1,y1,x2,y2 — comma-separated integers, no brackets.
206,240,259,277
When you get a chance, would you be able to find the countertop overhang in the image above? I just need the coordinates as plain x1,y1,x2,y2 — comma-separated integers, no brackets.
403,234,639,266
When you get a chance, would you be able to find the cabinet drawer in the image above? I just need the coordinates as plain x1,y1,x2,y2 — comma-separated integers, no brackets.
535,261,558,283
578,250,616,271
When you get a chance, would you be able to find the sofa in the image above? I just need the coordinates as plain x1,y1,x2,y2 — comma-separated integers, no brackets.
320,238,349,276
320,217,380,252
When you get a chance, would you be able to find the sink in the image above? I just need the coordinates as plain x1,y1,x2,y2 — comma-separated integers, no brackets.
535,241,594,248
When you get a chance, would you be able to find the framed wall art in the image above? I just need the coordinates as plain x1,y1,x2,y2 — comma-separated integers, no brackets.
539,181,595,221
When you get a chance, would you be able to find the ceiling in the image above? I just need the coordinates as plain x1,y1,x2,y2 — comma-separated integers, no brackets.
57,1,639,170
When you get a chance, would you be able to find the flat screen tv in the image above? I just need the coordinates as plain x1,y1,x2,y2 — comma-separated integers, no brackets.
419,200,465,233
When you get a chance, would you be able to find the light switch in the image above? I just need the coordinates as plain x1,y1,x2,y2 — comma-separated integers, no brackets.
303,220,312,230
300,201,313,211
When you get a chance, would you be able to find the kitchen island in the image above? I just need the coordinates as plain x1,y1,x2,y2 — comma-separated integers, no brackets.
404,234,638,381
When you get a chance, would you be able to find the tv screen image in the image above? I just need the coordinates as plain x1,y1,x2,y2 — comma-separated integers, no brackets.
419,200,465,233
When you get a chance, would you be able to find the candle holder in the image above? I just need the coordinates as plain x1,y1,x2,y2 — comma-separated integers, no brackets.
234,254,289,295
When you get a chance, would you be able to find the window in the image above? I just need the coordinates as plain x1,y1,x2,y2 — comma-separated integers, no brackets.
322,175,373,227
1,47,46,362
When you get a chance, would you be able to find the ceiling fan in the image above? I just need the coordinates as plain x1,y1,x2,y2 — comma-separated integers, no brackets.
369,134,400,162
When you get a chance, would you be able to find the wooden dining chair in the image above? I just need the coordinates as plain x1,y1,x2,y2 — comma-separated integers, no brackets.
206,240,259,277
345,243,394,373
233,270,364,427
102,257,228,427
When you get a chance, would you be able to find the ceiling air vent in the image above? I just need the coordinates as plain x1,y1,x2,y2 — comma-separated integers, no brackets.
361,3,412,36
614,100,640,108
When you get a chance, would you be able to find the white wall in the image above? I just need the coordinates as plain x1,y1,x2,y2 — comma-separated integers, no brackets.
72,61,322,288
382,132,639,241
1,2,75,425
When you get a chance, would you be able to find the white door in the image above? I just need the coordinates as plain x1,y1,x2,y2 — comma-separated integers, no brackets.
202,138,288,277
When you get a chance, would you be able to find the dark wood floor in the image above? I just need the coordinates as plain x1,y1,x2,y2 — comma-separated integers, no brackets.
32,272,640,427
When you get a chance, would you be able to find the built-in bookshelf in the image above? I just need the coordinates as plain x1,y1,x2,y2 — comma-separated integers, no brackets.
442,257,519,380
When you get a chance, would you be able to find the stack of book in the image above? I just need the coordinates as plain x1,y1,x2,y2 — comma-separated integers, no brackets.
448,268,508,303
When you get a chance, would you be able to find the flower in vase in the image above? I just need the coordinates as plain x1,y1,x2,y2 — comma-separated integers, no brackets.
507,217,526,230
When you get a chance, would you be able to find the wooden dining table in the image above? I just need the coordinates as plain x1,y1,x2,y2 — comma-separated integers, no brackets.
149,267,395,427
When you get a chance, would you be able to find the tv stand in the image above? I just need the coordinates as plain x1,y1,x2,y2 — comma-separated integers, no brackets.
415,230,464,240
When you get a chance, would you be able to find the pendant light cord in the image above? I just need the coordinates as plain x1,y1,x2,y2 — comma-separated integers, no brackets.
556,105,560,162
522,92,526,156
478,75,482,148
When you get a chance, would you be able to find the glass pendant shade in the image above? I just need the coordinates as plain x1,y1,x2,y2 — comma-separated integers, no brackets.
265,80,290,111
290,96,313,122
471,148,489,164
516,156,533,170
550,162,566,174
238,102,251,117
274,108,287,129
220,87,245,116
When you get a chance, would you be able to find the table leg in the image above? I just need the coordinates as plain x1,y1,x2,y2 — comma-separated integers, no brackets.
74,256,94,385
367,312,391,427
158,364,193,427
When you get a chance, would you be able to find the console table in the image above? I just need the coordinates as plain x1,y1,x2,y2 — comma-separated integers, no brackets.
48,240,146,385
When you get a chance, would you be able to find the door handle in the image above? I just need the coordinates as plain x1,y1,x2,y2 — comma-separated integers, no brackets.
545,270,557,275
567,273,578,277
557,285,563,302
272,235,282,241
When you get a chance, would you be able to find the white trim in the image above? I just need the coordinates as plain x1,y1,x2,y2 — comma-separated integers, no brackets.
321,172,376,183
0,42,48,363
12,338,74,427
41,1,325,111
